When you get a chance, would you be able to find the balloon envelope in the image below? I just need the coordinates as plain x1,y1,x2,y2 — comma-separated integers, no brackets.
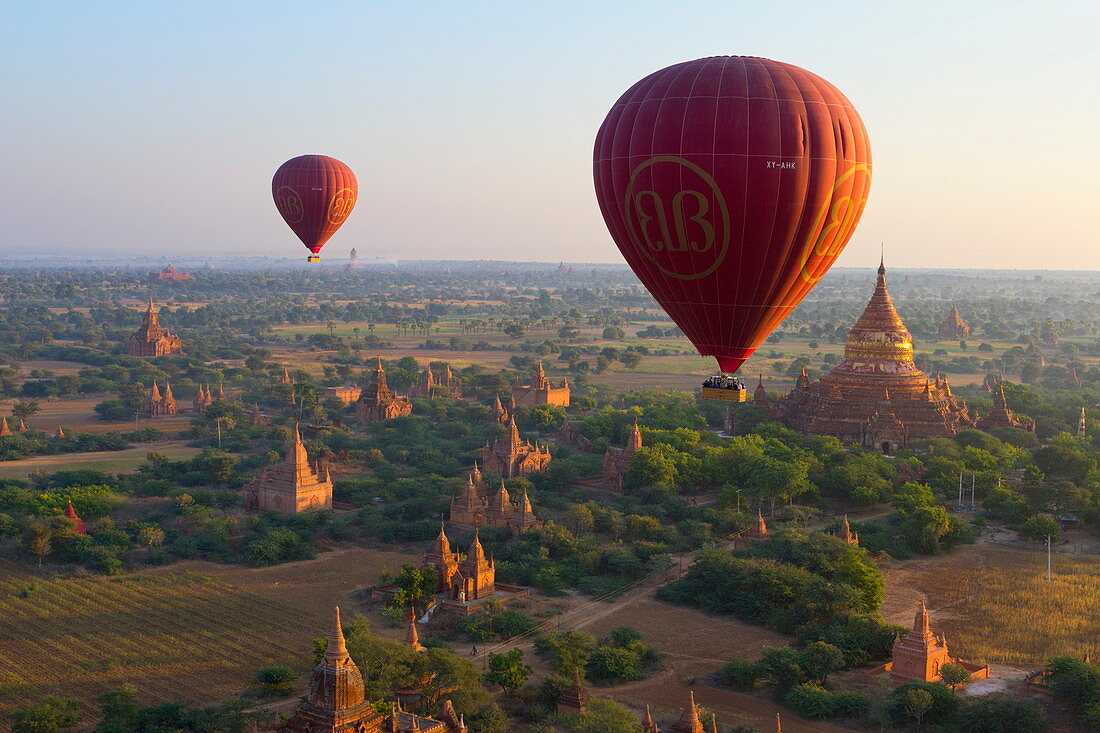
593,56,871,374
272,155,358,255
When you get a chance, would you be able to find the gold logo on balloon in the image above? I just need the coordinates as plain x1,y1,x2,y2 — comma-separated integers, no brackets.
624,156,730,280
275,186,305,224
328,188,356,224
798,163,871,283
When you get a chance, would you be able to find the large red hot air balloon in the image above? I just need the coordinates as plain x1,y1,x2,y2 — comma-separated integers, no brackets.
272,155,358,262
594,56,871,380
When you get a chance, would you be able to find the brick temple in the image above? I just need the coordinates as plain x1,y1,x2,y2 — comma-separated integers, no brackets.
602,417,642,491
512,360,570,407
356,359,413,423
127,300,183,357
937,304,971,339
242,423,333,514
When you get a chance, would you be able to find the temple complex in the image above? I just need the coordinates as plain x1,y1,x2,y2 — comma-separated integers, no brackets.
937,304,971,338
449,470,542,534
976,383,1034,433
420,525,522,610
410,364,463,399
279,366,293,384
772,261,973,452
242,424,333,514
356,359,413,423
127,300,183,356
0,418,11,437
1080,408,1088,439
148,264,194,282
481,417,551,477
602,418,643,492
877,601,989,684
283,607,464,732
64,501,87,535
512,361,570,407
143,381,179,417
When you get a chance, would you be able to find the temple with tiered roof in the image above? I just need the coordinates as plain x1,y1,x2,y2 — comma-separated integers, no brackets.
127,300,183,357
242,424,332,514
512,360,570,407
772,260,973,452
356,359,413,423
602,418,642,492
481,416,551,478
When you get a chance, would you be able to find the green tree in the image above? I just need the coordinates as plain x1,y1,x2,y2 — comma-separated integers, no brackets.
484,648,531,695
389,563,437,614
12,696,80,733
94,684,138,732
802,641,846,684
253,665,296,696
1019,514,1063,542
938,662,972,692
11,400,42,422
904,688,934,724
624,447,678,490
565,504,595,534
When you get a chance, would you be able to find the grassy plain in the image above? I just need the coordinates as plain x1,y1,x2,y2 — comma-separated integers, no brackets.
0,561,315,721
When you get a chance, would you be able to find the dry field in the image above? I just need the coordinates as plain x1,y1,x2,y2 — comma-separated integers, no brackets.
0,440,200,481
0,560,315,722
575,595,857,732
151,546,421,630
881,539,1100,668
0,396,192,437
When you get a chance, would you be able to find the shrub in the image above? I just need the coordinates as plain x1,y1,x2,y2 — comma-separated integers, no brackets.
719,657,760,689
784,683,837,718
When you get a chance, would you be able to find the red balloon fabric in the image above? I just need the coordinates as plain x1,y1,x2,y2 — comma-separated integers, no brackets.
272,155,358,255
593,56,872,374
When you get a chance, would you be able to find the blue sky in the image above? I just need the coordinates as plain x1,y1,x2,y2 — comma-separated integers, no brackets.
2,1,1098,268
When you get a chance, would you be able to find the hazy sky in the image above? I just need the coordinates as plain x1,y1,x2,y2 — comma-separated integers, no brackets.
2,1,1098,268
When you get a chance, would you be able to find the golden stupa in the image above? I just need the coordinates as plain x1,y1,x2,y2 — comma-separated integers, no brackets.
773,260,973,451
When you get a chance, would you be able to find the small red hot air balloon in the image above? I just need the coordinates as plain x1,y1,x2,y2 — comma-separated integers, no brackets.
272,155,358,262
594,56,871,398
